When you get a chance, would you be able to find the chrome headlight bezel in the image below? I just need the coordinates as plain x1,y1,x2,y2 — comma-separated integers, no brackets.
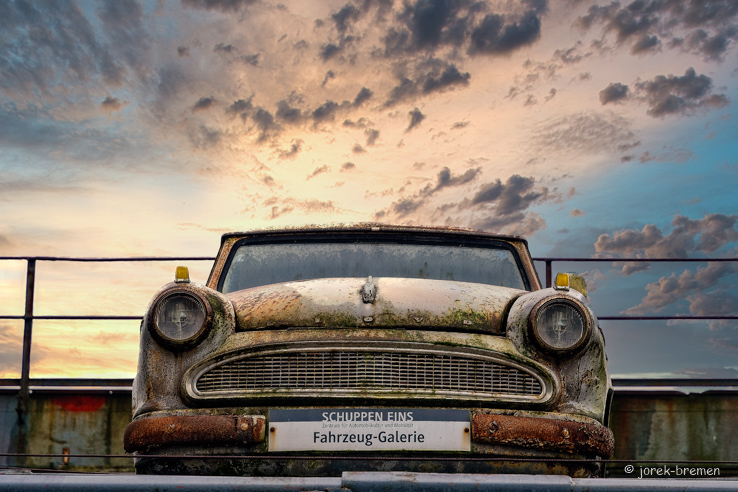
148,288,212,350
528,296,592,356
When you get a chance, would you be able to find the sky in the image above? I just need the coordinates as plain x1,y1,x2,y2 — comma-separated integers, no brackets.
1,0,738,380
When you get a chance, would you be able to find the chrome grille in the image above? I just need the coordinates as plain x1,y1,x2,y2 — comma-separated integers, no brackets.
194,349,543,398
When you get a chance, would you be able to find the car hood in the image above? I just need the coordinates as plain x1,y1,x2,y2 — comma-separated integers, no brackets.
226,277,526,335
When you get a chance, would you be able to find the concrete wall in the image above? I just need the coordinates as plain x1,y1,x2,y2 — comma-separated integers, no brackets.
1,387,736,474
0,388,132,471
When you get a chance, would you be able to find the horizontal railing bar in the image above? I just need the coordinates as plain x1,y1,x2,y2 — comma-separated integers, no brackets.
613,378,738,387
532,257,737,262
600,316,738,320
0,256,215,262
0,378,134,387
0,315,143,320
1,256,735,263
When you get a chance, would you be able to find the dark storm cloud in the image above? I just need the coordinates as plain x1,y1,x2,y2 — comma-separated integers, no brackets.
353,87,374,106
320,43,343,61
332,3,362,33
422,65,471,93
406,108,426,131
378,2,543,57
276,100,304,124
576,0,738,60
469,10,542,55
436,166,480,189
101,96,124,112
312,101,340,123
595,214,738,275
252,108,277,141
469,212,547,236
226,98,253,121
385,61,470,106
192,97,216,112
365,128,380,145
635,68,729,117
214,43,236,53
182,0,257,13
381,165,482,218
599,82,629,104
631,34,660,53
468,175,546,215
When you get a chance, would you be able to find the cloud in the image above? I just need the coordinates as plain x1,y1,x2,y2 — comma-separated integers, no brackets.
182,0,258,13
375,170,551,236
625,262,736,319
307,165,331,180
192,97,216,112
469,10,542,55
634,68,729,117
576,0,738,59
0,1,136,95
276,100,304,125
226,98,253,121
312,101,340,123
252,108,278,142
320,43,343,61
599,82,629,105
101,96,125,112
534,111,639,156
406,108,426,131
278,140,303,159
380,165,482,218
365,128,380,146
468,175,547,215
595,214,738,274
385,61,471,106
341,162,356,172
214,43,236,54
353,87,374,106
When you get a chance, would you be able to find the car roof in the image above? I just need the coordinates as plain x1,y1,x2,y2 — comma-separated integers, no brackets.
220,223,529,247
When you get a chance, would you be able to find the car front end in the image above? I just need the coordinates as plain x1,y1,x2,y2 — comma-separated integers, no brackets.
124,225,613,477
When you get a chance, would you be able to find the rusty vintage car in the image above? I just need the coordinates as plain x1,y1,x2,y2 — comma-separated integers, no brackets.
124,224,613,476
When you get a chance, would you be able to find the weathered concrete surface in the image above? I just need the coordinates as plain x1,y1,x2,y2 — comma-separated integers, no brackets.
608,390,738,476
0,388,132,471
2,386,737,475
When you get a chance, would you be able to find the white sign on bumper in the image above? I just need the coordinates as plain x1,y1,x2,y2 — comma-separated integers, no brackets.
268,408,470,452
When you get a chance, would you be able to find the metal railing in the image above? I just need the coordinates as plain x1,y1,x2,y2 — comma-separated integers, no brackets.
1,254,737,409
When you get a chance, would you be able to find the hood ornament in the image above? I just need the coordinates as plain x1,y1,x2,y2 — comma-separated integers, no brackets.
361,276,376,304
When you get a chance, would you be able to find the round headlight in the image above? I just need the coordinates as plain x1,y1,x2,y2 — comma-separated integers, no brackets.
153,292,208,345
531,299,590,353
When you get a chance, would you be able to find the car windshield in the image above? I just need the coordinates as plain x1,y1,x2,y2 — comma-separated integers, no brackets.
220,240,527,293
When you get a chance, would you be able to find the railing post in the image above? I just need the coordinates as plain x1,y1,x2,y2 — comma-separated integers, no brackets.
16,258,36,458
545,260,552,288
